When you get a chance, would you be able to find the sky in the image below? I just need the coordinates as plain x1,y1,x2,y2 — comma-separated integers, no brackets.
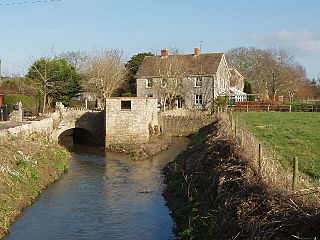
0,0,319,79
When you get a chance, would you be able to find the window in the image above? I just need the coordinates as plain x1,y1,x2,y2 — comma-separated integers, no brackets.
161,78,167,88
146,78,153,88
195,95,203,105
195,77,202,87
146,94,153,97
121,100,131,110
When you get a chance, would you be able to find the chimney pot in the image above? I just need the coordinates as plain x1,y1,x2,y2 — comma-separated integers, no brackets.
161,49,168,57
194,48,201,55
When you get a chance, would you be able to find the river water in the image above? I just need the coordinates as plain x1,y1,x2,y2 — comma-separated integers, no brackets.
4,137,189,240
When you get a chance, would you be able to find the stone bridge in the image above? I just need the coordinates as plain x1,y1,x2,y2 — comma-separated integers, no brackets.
0,107,105,146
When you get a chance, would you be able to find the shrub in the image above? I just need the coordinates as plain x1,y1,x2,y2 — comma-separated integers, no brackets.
4,94,39,112
121,92,131,97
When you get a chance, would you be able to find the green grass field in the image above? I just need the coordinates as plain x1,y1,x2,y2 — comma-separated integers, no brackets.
234,112,320,179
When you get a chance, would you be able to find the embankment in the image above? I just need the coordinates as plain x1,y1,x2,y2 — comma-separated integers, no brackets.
0,134,71,239
163,119,320,239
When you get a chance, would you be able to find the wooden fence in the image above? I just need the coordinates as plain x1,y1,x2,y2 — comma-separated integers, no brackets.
229,104,320,112
225,112,318,194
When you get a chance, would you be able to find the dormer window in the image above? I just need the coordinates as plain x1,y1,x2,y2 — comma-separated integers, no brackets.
146,78,153,88
195,77,202,87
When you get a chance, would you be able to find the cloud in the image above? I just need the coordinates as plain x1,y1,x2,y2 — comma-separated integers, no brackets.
296,40,320,52
247,30,320,55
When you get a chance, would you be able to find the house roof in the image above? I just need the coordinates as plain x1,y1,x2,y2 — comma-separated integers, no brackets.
136,53,224,78
229,68,243,79
229,88,246,95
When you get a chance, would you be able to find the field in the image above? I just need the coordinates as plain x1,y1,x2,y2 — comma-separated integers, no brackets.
234,112,320,179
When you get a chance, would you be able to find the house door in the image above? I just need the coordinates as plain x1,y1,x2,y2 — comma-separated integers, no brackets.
176,96,184,108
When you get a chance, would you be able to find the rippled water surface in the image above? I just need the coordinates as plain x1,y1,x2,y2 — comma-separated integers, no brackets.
4,137,189,240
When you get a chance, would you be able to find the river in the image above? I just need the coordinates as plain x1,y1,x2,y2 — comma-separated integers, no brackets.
4,136,189,240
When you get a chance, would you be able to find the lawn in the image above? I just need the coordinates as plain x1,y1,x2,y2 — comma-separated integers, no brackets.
234,112,320,179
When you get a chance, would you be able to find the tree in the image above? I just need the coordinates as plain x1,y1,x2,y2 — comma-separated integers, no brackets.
26,58,82,112
153,51,189,110
84,49,128,101
125,52,154,95
58,50,88,73
226,47,309,100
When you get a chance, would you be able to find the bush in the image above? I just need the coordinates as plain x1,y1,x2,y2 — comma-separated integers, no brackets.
211,96,229,113
4,94,39,112
121,92,131,97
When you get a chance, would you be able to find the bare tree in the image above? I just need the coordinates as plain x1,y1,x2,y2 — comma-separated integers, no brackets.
84,49,128,101
153,50,189,110
58,50,88,73
227,47,309,100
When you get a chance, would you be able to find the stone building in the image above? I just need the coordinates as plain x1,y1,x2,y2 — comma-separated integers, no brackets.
135,48,231,109
104,97,158,147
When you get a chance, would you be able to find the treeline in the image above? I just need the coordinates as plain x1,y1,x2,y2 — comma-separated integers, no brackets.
226,47,319,101
0,47,319,113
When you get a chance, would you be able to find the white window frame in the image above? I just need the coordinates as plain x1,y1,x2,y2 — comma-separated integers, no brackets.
146,78,153,88
194,94,203,105
194,77,202,87
161,78,167,88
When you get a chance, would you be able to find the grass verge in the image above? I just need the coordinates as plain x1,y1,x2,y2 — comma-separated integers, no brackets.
0,135,71,238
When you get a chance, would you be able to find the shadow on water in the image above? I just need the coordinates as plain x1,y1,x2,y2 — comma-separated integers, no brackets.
4,134,190,240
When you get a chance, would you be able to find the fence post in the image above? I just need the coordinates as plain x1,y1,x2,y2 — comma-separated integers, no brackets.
289,105,292,112
267,105,270,111
292,157,299,191
258,144,262,172
246,105,249,112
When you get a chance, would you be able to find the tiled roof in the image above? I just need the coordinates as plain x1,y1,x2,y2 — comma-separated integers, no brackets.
136,53,224,77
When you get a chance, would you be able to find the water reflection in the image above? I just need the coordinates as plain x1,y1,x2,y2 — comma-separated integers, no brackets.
4,136,189,240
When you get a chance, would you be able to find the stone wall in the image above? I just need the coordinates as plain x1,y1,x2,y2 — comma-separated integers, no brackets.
0,118,54,139
105,97,158,146
159,111,216,136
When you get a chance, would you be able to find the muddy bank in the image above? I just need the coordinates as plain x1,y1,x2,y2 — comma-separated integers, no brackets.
0,135,71,239
107,135,172,160
163,120,320,239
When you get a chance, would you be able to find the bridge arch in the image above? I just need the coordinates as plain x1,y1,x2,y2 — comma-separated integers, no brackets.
58,128,99,146
52,110,105,147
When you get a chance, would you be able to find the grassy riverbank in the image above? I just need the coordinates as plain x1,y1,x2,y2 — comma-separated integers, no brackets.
234,112,320,179
0,135,71,238
163,120,320,239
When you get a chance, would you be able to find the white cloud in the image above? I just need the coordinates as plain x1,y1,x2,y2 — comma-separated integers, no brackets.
297,40,320,52
247,30,320,55
275,30,316,41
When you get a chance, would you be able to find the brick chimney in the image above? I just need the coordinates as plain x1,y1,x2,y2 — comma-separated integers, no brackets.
194,47,200,55
161,49,168,57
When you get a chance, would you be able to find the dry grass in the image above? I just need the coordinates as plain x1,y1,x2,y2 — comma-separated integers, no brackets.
163,115,320,239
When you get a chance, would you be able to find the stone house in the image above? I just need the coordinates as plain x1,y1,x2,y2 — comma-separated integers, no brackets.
135,48,231,109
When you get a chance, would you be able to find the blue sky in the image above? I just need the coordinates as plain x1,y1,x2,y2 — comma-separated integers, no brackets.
0,0,319,79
